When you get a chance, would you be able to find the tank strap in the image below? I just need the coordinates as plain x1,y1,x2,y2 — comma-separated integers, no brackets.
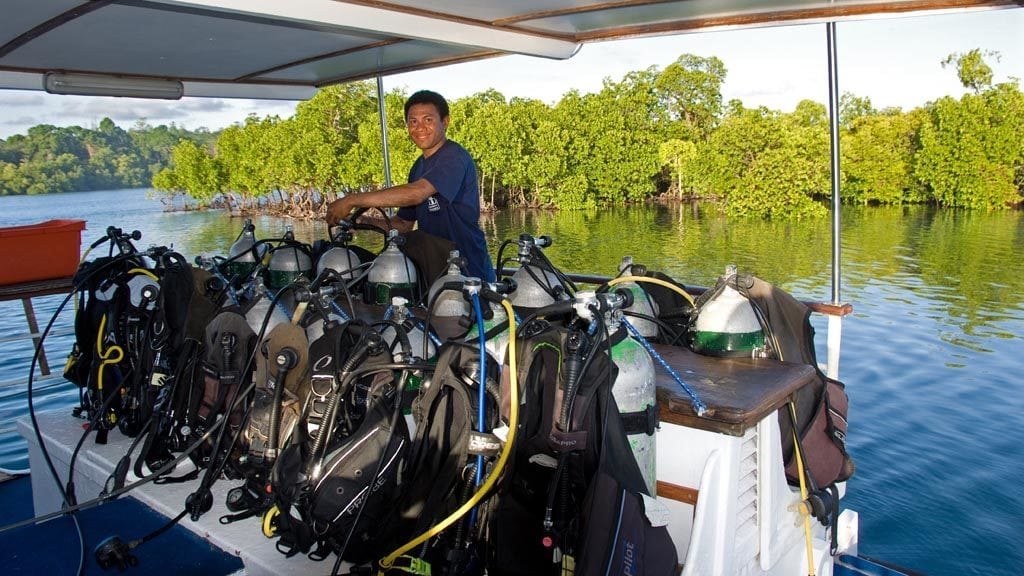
619,403,659,436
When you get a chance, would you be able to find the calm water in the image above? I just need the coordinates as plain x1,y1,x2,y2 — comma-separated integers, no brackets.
1,189,1022,575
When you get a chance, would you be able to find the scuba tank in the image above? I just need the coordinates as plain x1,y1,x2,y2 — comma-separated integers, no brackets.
691,264,766,358
244,276,289,335
316,226,363,281
226,219,267,282
365,229,417,306
380,296,436,361
508,234,571,309
576,289,658,495
379,296,435,437
464,279,516,366
427,250,470,319
266,225,313,291
616,256,660,339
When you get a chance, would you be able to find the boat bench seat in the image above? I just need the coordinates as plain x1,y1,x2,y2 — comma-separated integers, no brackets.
651,343,817,437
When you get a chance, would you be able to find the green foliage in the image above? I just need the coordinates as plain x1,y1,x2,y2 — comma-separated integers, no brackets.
0,119,210,196
659,139,697,198
695,102,828,218
841,110,920,205
160,140,224,203
654,54,726,140
7,48,1021,217
942,49,999,94
914,82,1024,209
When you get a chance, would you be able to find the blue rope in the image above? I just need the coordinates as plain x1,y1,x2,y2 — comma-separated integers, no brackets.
622,318,708,417
410,317,443,348
268,288,292,321
329,301,352,322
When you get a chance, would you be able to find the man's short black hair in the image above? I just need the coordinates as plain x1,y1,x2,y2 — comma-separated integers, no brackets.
404,90,449,120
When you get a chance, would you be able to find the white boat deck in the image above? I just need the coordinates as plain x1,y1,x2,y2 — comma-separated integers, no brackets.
18,410,332,576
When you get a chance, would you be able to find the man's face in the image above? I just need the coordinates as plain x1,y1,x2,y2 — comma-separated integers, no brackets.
405,102,448,155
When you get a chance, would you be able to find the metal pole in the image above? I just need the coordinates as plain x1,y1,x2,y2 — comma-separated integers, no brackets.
826,22,841,305
376,75,393,188
826,21,843,380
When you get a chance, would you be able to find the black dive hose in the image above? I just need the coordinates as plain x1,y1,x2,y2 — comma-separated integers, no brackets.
266,348,298,464
186,276,302,521
7,261,251,576
28,250,146,507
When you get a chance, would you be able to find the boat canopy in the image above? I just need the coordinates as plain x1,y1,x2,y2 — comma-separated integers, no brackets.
0,0,1016,100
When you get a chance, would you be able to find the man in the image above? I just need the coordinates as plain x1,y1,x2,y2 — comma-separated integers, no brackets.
325,90,496,282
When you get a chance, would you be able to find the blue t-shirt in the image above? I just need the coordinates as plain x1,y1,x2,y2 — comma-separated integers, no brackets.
397,140,496,282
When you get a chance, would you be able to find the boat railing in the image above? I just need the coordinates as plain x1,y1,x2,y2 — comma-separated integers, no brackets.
0,277,76,391
501,268,853,318
500,267,853,379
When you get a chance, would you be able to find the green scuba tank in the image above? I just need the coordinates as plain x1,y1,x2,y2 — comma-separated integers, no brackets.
365,230,417,305
226,219,267,281
576,290,657,495
691,265,766,357
464,281,512,366
266,225,312,290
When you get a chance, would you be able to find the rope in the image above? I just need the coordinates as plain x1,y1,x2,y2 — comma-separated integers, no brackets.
622,318,707,416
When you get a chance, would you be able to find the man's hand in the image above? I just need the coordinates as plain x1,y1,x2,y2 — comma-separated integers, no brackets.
325,196,356,227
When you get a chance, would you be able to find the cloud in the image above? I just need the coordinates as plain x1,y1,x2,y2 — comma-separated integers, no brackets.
0,114,42,128
0,93,46,108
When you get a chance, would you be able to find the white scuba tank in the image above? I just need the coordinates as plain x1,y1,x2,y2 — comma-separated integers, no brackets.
304,312,348,344
427,251,470,318
692,265,766,357
266,226,313,290
576,290,657,495
366,230,417,305
226,219,267,280
508,234,568,309
380,296,436,361
316,226,363,281
617,256,660,339
316,245,362,280
245,276,289,335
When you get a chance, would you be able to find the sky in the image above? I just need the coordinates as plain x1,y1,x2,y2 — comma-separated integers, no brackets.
0,8,1021,140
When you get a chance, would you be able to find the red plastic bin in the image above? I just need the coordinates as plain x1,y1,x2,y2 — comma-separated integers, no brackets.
0,219,87,286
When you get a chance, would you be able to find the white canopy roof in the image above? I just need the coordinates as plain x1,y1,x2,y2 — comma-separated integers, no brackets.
0,0,1016,99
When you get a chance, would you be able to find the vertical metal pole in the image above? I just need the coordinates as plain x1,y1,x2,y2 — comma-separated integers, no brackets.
826,22,843,380
826,23,842,305
376,76,393,188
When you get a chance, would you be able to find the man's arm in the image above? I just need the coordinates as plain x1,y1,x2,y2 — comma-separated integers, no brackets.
325,178,435,226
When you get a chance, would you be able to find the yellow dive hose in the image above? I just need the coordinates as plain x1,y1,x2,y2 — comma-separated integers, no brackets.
376,298,520,575
128,267,159,281
94,314,124,427
773,342,815,576
605,275,697,309
789,401,816,576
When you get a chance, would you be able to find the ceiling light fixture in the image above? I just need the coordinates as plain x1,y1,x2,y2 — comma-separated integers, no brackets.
43,72,184,99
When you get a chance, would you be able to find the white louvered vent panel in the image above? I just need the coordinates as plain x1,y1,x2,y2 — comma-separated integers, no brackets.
733,427,760,565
